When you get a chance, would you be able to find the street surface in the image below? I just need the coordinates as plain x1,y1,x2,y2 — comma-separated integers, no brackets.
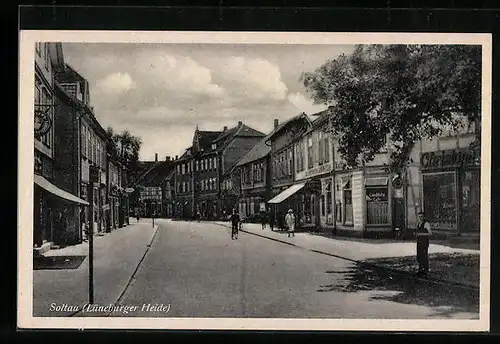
101,220,478,319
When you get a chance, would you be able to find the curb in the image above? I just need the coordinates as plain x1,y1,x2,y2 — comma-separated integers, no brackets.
213,222,479,292
68,224,161,317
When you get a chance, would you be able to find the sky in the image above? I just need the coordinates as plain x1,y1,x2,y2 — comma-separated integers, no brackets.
62,43,355,161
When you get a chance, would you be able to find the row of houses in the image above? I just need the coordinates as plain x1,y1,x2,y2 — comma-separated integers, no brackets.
34,43,130,255
135,108,480,239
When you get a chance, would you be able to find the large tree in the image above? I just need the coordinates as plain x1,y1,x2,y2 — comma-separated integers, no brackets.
106,127,142,168
301,44,481,172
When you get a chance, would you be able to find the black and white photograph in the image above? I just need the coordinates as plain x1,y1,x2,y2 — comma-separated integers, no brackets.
18,31,491,331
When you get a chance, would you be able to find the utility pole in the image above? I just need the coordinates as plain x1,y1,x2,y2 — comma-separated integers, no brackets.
88,165,99,304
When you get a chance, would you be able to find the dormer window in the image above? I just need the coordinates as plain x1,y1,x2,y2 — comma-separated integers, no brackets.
211,143,217,150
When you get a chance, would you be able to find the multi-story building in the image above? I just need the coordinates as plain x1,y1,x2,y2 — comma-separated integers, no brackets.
266,113,317,229
295,107,480,239
292,110,336,230
129,154,175,218
235,119,282,219
34,42,90,254
56,63,109,237
173,121,265,220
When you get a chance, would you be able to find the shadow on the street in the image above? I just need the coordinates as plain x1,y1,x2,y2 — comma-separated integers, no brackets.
318,262,479,316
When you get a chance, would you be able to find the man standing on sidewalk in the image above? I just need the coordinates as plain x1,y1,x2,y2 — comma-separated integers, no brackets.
415,211,432,276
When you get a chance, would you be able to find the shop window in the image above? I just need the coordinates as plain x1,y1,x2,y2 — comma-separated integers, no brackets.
343,179,353,224
366,177,389,225
460,169,480,232
423,172,457,231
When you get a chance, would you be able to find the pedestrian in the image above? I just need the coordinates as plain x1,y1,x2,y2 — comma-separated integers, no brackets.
260,209,267,230
285,209,296,238
269,209,275,231
135,209,140,223
196,210,201,222
415,211,432,276
230,208,240,240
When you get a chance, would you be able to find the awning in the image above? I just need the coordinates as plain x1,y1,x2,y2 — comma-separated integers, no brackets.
267,183,306,204
34,174,90,205
365,177,389,186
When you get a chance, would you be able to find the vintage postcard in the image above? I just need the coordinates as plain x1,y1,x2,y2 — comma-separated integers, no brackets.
18,31,491,331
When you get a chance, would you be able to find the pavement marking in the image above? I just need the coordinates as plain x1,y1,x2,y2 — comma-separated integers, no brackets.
211,222,479,292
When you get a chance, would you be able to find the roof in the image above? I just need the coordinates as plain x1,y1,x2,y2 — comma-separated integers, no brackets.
128,161,175,187
198,130,222,149
235,122,286,167
265,112,312,143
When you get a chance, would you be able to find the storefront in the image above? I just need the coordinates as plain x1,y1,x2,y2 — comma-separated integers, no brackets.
420,148,480,234
267,180,321,229
34,174,89,248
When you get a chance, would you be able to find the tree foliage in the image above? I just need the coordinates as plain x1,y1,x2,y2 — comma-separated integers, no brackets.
301,44,481,172
106,126,142,169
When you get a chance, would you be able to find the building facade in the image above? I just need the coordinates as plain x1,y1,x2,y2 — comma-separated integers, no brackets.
266,114,317,230
172,122,265,220
56,64,109,237
129,154,175,218
34,42,90,254
235,119,285,220
293,111,336,230
307,109,481,238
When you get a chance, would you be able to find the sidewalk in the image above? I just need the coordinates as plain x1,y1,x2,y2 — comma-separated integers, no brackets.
213,221,480,289
33,220,158,317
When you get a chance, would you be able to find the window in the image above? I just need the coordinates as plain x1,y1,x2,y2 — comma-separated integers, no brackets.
366,177,389,225
44,43,50,69
213,157,217,170
323,132,330,163
81,126,86,157
343,179,353,225
212,143,217,150
196,160,199,171
288,149,293,176
307,135,313,169
182,164,186,175
209,157,213,170
423,172,457,230
177,165,180,174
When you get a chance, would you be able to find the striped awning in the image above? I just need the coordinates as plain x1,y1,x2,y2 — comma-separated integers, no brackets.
267,183,306,204
34,174,89,205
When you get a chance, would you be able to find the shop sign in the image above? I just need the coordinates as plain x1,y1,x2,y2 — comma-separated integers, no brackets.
366,188,388,202
421,148,480,170
102,204,110,211
296,162,332,180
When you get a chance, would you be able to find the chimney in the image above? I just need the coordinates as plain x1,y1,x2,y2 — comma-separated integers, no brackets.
223,126,228,131
166,156,171,162
238,121,242,126
155,153,158,162
274,119,279,128
175,155,178,160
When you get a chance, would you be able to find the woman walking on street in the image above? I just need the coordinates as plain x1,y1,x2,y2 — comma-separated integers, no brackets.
415,211,432,276
285,209,296,238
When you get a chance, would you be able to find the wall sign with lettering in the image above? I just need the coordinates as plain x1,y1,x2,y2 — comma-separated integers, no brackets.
366,187,388,202
421,149,480,170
